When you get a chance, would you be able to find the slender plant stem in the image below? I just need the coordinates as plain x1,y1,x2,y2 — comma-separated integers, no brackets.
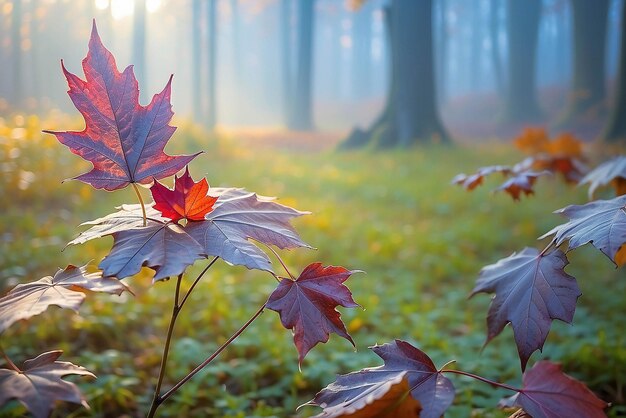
178,256,219,309
157,303,267,406
263,243,295,279
132,183,147,227
147,275,183,418
0,346,19,372
539,241,555,257
443,369,520,392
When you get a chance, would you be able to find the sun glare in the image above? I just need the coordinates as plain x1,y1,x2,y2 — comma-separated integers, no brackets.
94,0,109,11
111,0,134,20
147,0,163,14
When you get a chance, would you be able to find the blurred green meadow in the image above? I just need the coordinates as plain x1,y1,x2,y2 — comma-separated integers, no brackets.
1,114,625,417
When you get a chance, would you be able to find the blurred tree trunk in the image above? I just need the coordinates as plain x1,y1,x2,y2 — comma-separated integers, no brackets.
558,0,609,127
603,0,626,142
281,0,294,127
11,0,23,108
469,0,482,91
352,3,372,99
435,0,447,104
501,0,542,123
341,0,449,148
192,0,203,122
489,0,503,97
231,0,242,84
206,0,218,129
290,0,315,130
30,0,41,110
132,0,147,101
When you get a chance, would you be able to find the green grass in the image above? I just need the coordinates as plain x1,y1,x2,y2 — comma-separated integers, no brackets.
1,115,624,417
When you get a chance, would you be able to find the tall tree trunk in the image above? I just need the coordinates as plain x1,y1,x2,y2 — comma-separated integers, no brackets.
290,0,315,131
30,0,41,110
132,0,147,101
435,0,447,104
393,0,449,145
559,0,609,126
341,0,449,149
206,0,218,129
192,0,203,122
489,0,503,97
230,0,242,84
501,0,542,123
352,3,372,99
11,0,23,108
281,0,294,127
603,0,626,142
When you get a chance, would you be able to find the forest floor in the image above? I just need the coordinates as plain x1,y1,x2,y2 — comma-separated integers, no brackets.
1,115,624,417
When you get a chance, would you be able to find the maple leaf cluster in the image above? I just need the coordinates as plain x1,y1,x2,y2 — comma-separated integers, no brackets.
1,21,363,417
453,127,587,200
307,340,607,418
1,20,613,418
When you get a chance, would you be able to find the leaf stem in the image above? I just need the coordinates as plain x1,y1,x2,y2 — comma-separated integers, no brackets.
157,303,267,406
262,243,295,280
442,369,520,392
147,274,183,418
132,182,147,227
178,256,219,309
0,346,20,372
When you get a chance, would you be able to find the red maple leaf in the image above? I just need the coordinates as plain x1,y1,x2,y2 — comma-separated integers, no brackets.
471,248,581,370
500,361,607,418
266,263,360,365
151,167,218,222
496,171,549,200
44,21,199,191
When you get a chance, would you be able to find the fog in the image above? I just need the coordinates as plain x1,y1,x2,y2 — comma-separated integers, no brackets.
0,0,623,137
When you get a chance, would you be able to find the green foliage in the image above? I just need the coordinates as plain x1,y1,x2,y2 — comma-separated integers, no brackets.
1,117,623,416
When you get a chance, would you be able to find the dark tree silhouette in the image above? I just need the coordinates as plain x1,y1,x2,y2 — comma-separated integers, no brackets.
559,0,609,127
604,0,626,143
342,0,449,148
500,0,542,124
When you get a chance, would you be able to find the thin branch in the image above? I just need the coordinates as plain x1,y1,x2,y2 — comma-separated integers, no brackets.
442,369,520,392
0,346,19,372
147,274,183,418
262,243,295,280
158,303,267,405
179,256,219,309
132,182,147,227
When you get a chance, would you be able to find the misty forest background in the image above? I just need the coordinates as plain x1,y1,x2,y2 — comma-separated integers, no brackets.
2,0,626,142
1,0,626,417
